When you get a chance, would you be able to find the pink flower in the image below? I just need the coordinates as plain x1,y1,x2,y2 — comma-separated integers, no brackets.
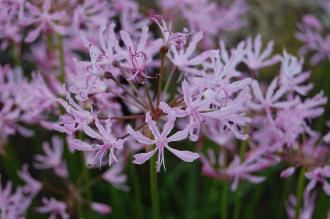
301,15,322,30
22,0,67,42
34,136,68,178
249,78,297,118
0,168,40,219
18,165,42,196
0,2,23,49
36,197,69,219
162,81,215,141
225,147,277,191
279,51,313,96
45,91,93,135
305,166,330,195
83,22,120,75
127,47,148,82
163,0,247,47
117,25,162,79
241,34,280,70
201,146,278,191
72,0,114,34
69,115,125,167
296,15,330,65
113,0,149,37
263,92,327,149
150,14,189,49
87,22,161,80
286,191,316,219
127,111,199,172
167,31,212,75
102,162,129,191
67,59,107,100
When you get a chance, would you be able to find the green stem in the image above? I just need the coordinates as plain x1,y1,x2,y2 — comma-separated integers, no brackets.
79,153,93,201
275,176,292,219
110,186,123,219
144,83,155,112
11,43,20,66
162,66,176,98
129,162,143,219
47,34,55,53
57,34,65,82
294,168,306,219
1,143,21,184
220,182,228,219
150,156,161,219
239,141,247,160
156,48,167,108
234,140,247,219
76,198,84,219
233,188,241,219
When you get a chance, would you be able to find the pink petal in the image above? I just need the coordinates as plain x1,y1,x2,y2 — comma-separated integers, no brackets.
168,127,189,142
323,182,330,196
127,125,154,145
280,167,295,178
25,26,42,43
43,0,51,12
145,112,160,137
306,180,317,192
68,139,96,152
133,148,158,164
161,111,175,137
91,202,112,215
245,174,265,184
166,146,199,162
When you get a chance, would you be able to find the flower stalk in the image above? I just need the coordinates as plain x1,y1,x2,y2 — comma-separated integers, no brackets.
150,154,161,219
294,168,306,219
156,46,168,108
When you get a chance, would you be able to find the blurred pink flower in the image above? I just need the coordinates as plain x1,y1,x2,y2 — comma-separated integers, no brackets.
34,136,68,178
1,169,40,219
286,191,316,219
296,14,330,65
279,51,313,96
305,166,330,195
249,78,297,121
18,165,42,196
103,162,129,191
241,34,280,70
280,167,296,178
36,197,69,219
22,0,68,42
225,147,277,191
45,91,94,135
90,202,112,215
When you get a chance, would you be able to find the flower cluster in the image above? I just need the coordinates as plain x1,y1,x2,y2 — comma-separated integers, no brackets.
0,0,329,218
